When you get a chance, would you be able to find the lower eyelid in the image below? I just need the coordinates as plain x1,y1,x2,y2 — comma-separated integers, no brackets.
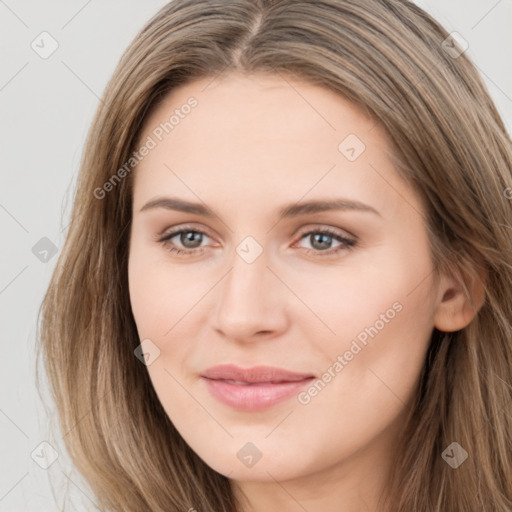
159,228,356,254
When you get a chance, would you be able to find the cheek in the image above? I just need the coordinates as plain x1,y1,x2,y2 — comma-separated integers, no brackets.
297,235,437,403
293,247,434,349
128,248,201,419
128,243,213,394
128,241,207,339
290,277,435,470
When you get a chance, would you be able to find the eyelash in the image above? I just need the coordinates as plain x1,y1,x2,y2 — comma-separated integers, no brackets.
157,225,357,258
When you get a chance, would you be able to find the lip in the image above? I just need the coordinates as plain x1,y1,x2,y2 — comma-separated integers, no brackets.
201,364,315,411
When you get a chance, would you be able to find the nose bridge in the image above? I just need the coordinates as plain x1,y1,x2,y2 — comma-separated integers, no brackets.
221,246,269,317
213,240,285,338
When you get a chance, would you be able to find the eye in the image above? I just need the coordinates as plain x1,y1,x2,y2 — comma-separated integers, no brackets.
157,225,357,258
158,226,213,256
293,227,356,257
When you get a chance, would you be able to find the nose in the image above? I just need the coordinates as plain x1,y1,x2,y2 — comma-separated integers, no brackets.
212,245,289,343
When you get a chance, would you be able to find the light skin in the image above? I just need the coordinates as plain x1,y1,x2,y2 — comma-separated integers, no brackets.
127,72,482,512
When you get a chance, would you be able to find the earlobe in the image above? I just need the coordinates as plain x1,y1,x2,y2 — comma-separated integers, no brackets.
433,264,486,333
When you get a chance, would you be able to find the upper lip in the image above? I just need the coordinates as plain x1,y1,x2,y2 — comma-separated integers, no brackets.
201,364,315,384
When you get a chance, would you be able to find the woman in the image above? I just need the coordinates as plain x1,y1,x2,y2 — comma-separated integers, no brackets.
37,0,512,510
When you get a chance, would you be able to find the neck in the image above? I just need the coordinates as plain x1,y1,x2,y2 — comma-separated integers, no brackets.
231,418,401,512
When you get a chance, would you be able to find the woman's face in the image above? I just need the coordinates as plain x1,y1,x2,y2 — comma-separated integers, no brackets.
128,72,448,489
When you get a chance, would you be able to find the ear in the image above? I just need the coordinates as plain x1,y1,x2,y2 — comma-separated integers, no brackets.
433,263,486,332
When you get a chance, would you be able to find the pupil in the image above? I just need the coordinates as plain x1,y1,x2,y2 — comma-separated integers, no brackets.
312,233,332,250
181,231,202,248
178,232,334,250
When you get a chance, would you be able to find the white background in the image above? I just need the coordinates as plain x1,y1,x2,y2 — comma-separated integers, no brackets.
1,1,511,510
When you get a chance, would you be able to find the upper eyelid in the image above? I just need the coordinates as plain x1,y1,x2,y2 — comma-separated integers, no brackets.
160,224,215,242
160,223,355,239
296,224,355,239
160,224,356,247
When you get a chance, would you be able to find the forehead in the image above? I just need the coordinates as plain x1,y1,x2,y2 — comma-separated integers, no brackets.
141,72,377,144
131,72,406,220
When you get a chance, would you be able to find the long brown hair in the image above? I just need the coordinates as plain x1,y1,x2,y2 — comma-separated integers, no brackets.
36,0,512,510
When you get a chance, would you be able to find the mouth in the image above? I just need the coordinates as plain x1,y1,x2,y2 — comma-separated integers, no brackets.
215,379,304,385
200,364,316,411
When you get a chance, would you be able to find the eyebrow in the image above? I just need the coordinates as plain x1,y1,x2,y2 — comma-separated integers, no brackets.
139,196,380,218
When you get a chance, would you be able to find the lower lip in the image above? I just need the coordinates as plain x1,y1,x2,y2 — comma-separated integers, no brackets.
201,377,314,411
